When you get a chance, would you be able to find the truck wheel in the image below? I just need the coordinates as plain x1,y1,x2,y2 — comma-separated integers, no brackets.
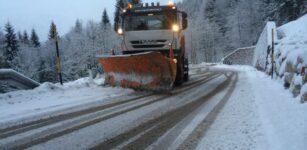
175,60,184,86
183,58,189,82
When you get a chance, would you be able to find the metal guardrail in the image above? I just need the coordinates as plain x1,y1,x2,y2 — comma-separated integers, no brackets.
0,69,40,93
222,46,256,66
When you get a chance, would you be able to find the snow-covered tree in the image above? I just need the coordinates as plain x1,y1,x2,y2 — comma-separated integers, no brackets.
22,30,30,45
0,28,9,68
17,31,23,42
74,19,83,33
57,14,120,81
102,9,110,26
180,0,268,63
99,9,114,53
0,28,4,50
86,21,98,49
49,21,58,40
60,20,88,80
38,40,58,82
9,28,42,80
30,29,40,47
36,21,61,83
265,0,307,25
3,22,19,68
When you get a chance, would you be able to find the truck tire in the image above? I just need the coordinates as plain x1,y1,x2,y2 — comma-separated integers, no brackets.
183,58,189,82
175,60,184,86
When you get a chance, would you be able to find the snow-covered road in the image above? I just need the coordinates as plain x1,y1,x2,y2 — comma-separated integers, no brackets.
0,64,306,150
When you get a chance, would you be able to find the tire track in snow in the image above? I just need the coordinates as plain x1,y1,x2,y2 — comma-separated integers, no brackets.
177,73,238,150
91,73,237,150
0,71,212,140
0,94,152,139
0,72,219,149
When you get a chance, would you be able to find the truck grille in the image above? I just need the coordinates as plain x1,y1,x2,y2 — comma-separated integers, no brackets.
130,40,167,49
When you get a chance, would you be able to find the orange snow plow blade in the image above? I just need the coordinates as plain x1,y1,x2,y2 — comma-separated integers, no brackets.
98,52,177,91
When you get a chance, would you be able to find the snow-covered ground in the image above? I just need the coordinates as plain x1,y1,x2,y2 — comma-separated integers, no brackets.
0,64,306,150
195,64,307,150
0,77,134,126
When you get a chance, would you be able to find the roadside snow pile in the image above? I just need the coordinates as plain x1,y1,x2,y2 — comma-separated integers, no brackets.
275,14,307,102
246,66,307,150
0,77,134,124
194,64,307,150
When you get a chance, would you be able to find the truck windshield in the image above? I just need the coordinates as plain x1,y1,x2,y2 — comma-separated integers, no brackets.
124,14,175,31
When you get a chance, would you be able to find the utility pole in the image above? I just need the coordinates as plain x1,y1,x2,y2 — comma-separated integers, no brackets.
55,35,63,85
49,22,63,85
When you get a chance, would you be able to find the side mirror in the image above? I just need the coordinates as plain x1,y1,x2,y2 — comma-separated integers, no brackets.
182,12,188,30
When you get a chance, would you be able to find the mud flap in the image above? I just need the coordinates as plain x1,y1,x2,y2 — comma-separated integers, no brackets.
98,52,177,91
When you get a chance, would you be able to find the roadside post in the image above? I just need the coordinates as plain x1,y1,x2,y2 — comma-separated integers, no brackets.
271,28,275,79
55,35,63,85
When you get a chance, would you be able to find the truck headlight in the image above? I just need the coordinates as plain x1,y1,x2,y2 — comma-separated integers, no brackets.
117,28,123,35
168,0,174,6
172,24,179,32
173,59,177,63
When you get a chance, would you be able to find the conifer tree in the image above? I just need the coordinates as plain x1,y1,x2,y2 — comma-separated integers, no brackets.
74,19,83,33
102,8,110,26
31,29,40,47
48,21,62,84
22,30,30,45
0,29,4,41
38,60,53,83
17,31,23,42
49,21,58,40
4,22,19,66
0,29,9,68
0,30,4,49
0,29,3,39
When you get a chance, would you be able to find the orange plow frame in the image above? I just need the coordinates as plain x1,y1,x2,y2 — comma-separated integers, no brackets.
98,52,177,91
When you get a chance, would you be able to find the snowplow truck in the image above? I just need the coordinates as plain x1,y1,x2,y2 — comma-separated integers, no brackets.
98,2,189,91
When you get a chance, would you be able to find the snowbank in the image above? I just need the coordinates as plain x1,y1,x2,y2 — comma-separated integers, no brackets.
276,14,307,71
275,14,307,101
245,66,307,150
253,14,307,102
0,77,134,124
195,65,307,150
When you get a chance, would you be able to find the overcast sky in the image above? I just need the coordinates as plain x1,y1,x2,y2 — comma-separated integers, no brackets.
0,0,182,41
